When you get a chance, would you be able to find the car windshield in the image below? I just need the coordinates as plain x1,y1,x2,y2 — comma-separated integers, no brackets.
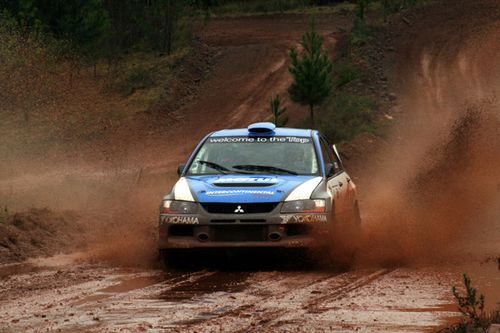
187,136,319,175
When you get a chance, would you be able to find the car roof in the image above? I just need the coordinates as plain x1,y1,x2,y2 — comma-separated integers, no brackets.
210,127,314,138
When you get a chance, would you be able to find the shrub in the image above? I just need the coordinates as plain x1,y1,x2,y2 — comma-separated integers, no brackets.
334,60,362,87
316,92,376,143
117,65,156,96
438,273,500,333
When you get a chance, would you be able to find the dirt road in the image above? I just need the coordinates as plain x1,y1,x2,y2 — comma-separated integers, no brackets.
0,254,465,333
1,1,499,332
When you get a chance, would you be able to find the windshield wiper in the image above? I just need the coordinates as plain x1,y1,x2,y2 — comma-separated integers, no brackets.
196,160,253,174
197,160,230,174
232,164,298,175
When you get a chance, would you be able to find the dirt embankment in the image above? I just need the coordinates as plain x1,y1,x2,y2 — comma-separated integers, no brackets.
0,209,85,264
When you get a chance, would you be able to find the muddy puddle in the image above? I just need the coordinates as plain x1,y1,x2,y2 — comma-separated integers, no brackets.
72,273,170,305
159,271,251,302
0,253,87,279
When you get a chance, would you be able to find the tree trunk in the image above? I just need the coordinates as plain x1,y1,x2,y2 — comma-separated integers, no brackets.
309,103,315,128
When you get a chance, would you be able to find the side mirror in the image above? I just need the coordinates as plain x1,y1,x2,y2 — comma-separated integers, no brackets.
325,163,335,177
332,144,343,164
177,163,186,176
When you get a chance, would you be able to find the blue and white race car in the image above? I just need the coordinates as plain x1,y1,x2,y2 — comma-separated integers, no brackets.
159,122,360,254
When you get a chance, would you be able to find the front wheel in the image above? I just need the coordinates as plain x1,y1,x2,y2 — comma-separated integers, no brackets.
325,203,362,268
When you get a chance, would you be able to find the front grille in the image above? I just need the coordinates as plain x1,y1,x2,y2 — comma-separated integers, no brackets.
211,219,236,223
212,225,267,242
210,219,266,223
201,202,278,214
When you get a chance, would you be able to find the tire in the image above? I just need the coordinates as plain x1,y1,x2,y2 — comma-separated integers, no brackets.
325,202,362,269
159,249,188,270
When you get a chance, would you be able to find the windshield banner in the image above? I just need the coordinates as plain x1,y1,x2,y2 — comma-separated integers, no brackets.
207,136,311,144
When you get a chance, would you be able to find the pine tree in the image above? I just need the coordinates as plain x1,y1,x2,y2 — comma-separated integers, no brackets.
270,94,287,126
288,19,333,127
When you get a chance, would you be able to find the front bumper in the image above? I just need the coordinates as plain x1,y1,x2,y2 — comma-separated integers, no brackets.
158,210,331,249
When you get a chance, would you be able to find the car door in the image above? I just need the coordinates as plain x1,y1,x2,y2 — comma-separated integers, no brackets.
319,137,350,217
331,143,357,215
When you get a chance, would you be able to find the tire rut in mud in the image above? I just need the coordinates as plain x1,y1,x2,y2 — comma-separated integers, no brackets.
177,269,394,332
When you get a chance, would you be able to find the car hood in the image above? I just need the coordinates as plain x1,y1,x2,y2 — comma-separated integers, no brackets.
184,174,317,203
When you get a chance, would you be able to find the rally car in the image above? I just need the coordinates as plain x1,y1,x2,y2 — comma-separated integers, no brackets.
159,122,360,255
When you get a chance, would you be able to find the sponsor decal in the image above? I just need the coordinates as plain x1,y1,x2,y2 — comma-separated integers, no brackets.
280,214,327,224
163,216,199,224
213,177,278,184
208,136,311,144
205,189,274,196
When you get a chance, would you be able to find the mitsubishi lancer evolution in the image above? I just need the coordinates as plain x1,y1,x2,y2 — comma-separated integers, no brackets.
159,122,360,258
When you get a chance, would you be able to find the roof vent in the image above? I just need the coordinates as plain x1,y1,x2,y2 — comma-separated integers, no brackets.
247,122,276,133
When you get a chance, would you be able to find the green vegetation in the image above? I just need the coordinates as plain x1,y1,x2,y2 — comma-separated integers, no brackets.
288,19,333,128
317,93,376,142
210,0,356,15
438,274,500,333
308,0,427,143
214,0,310,14
334,60,362,87
269,95,288,126
0,1,194,59
0,1,201,123
106,49,189,97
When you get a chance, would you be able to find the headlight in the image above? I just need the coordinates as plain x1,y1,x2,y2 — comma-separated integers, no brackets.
161,200,198,214
281,199,326,213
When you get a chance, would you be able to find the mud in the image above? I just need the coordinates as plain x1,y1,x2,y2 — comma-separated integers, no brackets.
0,256,462,332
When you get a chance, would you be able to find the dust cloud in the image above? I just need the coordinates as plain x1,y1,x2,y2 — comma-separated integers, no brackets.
352,22,500,267
356,104,499,267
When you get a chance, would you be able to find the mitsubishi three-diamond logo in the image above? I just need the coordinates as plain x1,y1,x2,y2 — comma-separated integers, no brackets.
234,205,244,213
